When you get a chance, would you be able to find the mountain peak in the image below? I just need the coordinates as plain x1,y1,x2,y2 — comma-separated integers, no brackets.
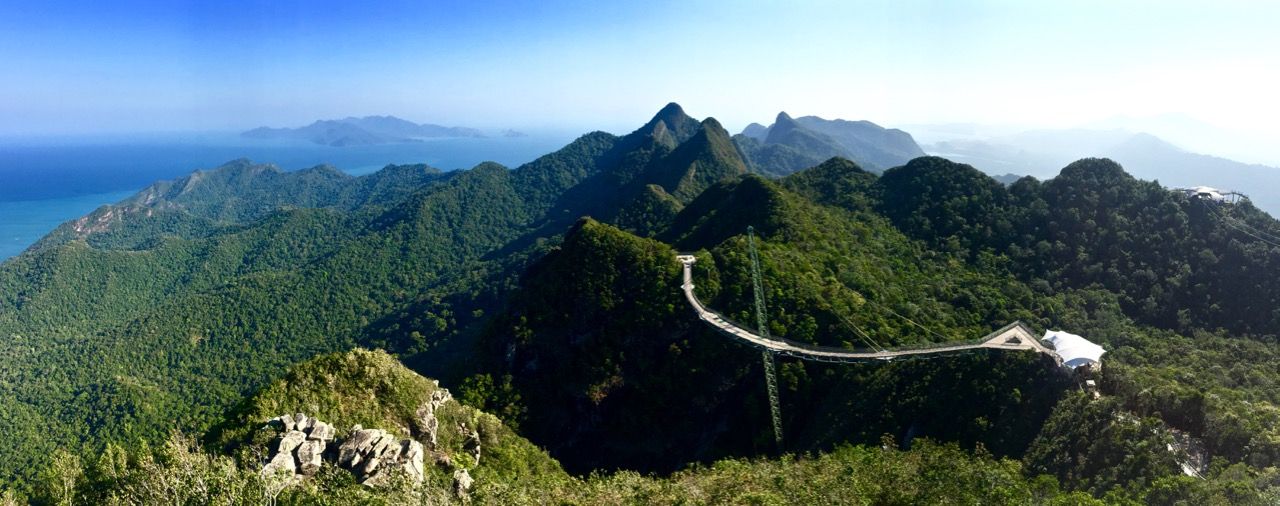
634,102,701,145
741,122,770,141
644,103,691,129
764,111,806,145
651,115,748,202
656,102,687,119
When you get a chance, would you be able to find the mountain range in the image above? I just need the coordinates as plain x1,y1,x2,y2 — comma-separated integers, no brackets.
242,115,485,146
733,111,925,174
1,103,1279,503
918,126,1280,215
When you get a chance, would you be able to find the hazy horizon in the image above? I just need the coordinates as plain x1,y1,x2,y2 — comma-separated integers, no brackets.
4,1,1279,165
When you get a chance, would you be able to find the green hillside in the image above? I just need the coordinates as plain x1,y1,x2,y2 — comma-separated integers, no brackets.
1,104,1279,502
16,349,1115,505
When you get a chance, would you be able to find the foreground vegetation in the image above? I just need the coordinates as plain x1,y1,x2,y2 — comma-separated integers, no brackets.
5,350,1274,505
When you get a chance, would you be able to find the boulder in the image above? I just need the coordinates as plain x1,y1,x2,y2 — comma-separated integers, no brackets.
453,469,474,497
296,439,325,476
261,451,297,480
309,421,335,441
338,429,383,467
278,430,306,455
402,440,425,482
262,414,428,488
415,387,452,449
416,404,441,449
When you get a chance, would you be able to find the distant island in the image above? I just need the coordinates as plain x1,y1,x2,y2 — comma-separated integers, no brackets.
242,115,485,146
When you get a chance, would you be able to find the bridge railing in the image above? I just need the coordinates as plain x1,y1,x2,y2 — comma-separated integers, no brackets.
687,286,992,356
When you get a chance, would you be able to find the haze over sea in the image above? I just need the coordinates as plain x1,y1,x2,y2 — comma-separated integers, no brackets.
0,132,574,261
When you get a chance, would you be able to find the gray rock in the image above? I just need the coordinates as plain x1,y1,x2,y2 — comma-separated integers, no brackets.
462,425,482,466
326,424,428,487
415,404,440,448
280,413,297,432
267,416,287,431
309,421,335,441
432,387,452,407
278,430,306,455
363,430,389,450
402,440,425,482
338,429,381,467
294,413,313,432
371,434,400,459
261,450,297,479
453,469,473,497
296,439,325,476
415,388,453,449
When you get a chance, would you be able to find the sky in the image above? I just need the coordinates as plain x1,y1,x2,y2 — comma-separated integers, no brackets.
3,0,1278,163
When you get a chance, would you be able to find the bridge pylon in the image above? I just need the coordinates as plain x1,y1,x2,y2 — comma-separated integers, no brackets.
748,226,784,449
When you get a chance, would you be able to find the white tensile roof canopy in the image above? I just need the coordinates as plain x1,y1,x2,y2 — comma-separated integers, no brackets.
1042,330,1106,369
1181,186,1225,201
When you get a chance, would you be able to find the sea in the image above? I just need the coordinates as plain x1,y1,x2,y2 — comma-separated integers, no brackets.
0,132,578,262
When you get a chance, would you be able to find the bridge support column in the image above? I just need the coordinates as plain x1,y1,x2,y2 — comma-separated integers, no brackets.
762,351,784,449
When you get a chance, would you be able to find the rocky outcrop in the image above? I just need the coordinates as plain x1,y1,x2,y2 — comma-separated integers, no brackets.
414,385,452,449
260,413,337,484
260,414,429,488
336,427,425,485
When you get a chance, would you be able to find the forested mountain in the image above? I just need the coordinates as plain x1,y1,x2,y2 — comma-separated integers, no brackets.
2,103,1279,503
242,115,484,146
921,127,1280,216
33,160,444,250
734,112,925,175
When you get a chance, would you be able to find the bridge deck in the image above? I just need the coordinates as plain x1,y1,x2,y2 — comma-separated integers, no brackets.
677,255,1058,363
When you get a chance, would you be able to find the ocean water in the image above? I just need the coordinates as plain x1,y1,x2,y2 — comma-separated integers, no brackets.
0,132,577,262
0,190,140,260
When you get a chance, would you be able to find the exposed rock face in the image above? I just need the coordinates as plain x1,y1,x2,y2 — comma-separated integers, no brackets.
260,413,443,490
414,384,453,449
261,414,337,482
334,427,426,485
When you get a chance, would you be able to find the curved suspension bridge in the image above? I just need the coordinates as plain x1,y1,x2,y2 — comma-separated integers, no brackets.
678,241,1064,449
677,254,1059,363
675,184,1267,460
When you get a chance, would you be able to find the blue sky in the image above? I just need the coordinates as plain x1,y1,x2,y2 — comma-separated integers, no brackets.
3,0,1278,160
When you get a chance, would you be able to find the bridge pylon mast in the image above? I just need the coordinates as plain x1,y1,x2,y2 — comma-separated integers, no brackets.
748,226,784,449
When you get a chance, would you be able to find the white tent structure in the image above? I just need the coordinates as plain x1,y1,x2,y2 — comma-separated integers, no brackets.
1177,186,1226,202
1042,330,1106,369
